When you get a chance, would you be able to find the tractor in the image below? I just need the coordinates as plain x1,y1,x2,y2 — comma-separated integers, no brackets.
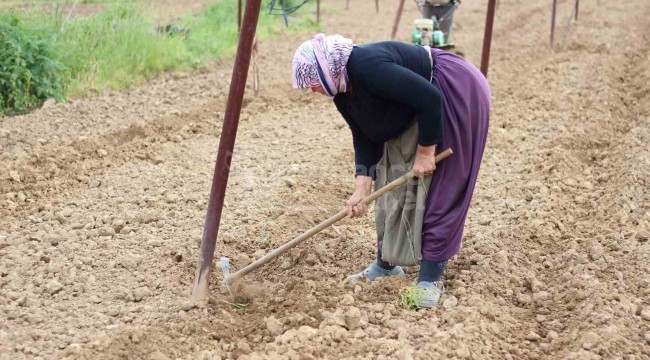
411,0,460,50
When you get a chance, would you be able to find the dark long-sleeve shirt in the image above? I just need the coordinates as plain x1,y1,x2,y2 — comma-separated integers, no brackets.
333,41,444,177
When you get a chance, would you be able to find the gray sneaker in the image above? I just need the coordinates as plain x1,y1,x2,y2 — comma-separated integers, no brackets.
346,262,405,282
415,281,445,308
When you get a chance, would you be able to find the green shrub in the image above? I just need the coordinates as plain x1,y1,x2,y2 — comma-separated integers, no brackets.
0,14,66,115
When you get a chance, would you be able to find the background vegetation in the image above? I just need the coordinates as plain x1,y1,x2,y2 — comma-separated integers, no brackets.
0,0,317,115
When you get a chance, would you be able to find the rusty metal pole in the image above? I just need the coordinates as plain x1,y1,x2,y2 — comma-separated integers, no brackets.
550,0,558,47
191,0,262,301
238,0,260,99
316,0,320,22
390,0,406,40
480,0,497,77
375,0,379,13
574,0,579,21
237,0,242,31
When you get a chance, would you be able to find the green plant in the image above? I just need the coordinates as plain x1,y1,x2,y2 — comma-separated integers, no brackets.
0,14,66,114
398,284,428,310
221,300,249,310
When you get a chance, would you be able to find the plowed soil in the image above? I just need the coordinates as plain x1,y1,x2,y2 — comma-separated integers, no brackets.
1,0,649,359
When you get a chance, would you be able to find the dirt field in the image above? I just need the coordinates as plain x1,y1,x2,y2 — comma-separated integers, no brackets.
1,0,649,359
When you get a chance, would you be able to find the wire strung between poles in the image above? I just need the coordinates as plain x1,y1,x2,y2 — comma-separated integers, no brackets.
268,0,311,27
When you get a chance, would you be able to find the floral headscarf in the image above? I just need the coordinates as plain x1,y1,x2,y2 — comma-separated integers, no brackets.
291,33,354,98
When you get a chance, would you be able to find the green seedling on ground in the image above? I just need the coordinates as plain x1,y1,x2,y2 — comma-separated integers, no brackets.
398,284,428,310
221,300,249,310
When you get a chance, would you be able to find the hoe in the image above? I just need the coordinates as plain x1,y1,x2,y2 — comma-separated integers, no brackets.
220,148,453,291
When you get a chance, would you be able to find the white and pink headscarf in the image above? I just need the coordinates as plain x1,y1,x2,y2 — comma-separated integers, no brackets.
291,33,354,98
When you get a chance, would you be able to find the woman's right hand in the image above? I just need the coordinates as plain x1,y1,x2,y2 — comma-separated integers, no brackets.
346,176,373,217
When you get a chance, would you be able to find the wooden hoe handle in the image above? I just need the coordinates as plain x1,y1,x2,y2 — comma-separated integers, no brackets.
225,148,453,285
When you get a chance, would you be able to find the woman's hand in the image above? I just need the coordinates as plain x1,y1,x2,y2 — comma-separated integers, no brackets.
412,144,437,178
346,176,373,217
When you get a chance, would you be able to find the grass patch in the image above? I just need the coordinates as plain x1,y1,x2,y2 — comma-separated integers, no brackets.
57,0,318,95
0,0,318,114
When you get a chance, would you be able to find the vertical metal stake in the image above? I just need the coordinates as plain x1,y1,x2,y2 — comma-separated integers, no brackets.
480,0,497,77
191,0,263,302
551,0,558,47
390,0,406,40
316,0,320,23
375,0,379,13
574,0,579,21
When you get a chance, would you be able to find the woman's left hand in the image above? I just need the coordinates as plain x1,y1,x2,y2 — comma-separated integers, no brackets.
412,144,437,178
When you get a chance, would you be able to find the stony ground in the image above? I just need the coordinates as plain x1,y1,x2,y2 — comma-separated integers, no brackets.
1,0,649,359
